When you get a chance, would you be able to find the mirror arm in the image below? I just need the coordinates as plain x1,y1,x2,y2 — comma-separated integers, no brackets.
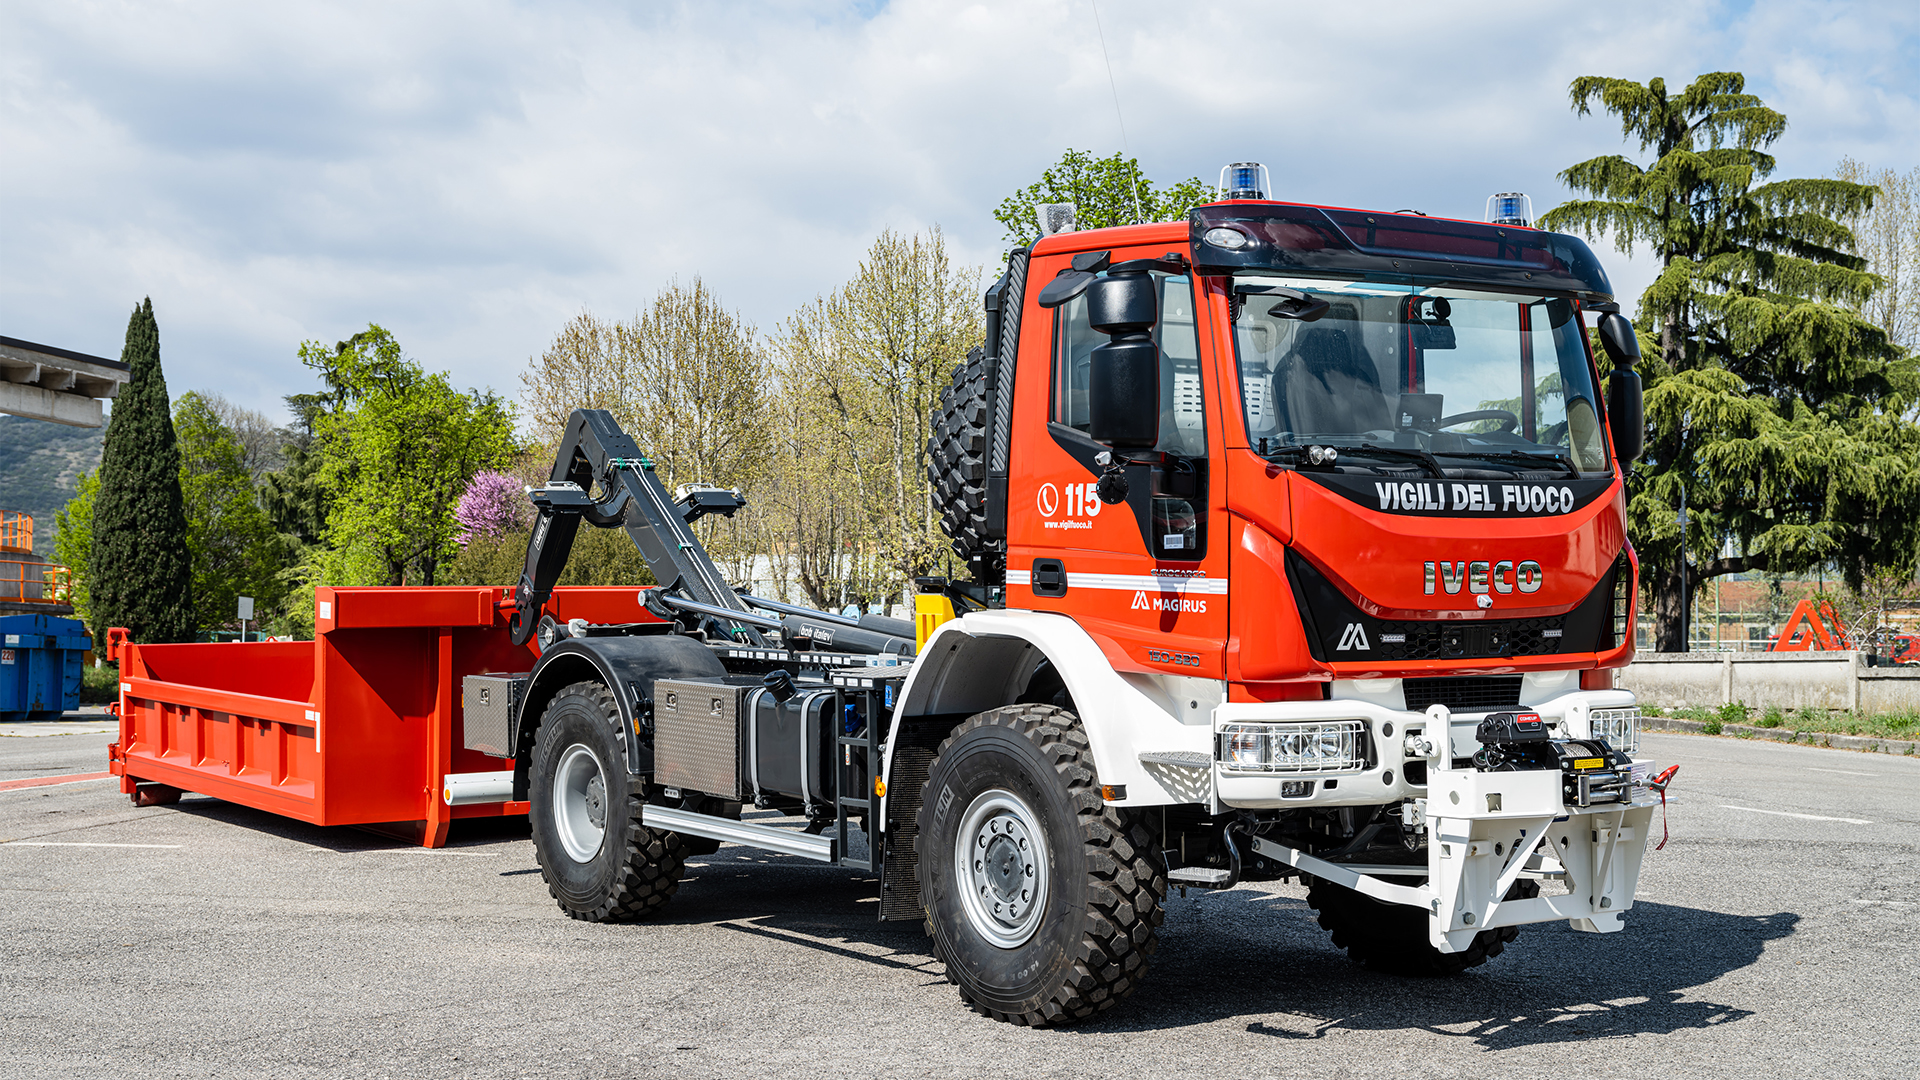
1093,448,1162,505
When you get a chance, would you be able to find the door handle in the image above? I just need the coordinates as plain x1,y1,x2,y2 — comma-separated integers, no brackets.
1032,559,1068,598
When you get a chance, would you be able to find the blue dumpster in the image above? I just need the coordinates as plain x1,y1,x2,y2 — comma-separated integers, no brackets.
0,613,91,721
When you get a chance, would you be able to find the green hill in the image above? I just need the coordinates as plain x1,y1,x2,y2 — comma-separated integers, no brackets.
0,415,104,554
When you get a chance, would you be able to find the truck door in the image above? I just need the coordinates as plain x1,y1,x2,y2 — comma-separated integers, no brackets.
1007,256,1231,680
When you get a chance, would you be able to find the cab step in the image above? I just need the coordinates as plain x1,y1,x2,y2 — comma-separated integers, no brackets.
1165,866,1233,886
1137,750,1211,769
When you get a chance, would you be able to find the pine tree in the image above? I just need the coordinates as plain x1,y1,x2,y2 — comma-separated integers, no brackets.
1541,73,1920,651
90,299,194,642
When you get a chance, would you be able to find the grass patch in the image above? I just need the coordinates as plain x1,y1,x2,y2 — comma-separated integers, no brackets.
1660,701,1920,741
78,662,118,705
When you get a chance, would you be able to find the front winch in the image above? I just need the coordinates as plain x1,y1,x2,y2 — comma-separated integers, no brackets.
1472,710,1633,807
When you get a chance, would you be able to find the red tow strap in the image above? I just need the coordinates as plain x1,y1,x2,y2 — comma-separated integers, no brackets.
1646,765,1680,851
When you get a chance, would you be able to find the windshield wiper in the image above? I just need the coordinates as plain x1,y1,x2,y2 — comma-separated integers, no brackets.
1266,441,1447,477
1347,443,1448,477
1439,448,1581,479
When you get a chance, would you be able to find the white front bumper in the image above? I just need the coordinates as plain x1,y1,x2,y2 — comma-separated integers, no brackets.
1213,688,1657,951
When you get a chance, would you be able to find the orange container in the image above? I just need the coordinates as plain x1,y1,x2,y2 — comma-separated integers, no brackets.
107,586,646,847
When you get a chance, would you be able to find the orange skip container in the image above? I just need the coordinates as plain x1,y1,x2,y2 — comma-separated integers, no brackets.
107,586,646,847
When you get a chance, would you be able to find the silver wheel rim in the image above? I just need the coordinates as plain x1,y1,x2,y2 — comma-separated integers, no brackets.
553,743,607,863
953,788,1049,949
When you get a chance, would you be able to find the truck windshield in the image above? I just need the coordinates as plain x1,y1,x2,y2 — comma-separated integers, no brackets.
1232,277,1611,475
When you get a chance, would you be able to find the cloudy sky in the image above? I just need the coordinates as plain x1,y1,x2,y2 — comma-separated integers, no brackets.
3,0,1916,427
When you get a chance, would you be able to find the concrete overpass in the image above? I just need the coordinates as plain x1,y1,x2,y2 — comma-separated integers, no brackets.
0,336,130,428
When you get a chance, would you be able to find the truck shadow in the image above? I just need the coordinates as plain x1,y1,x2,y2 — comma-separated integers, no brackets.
1119,887,1787,1048
151,801,1791,1048
672,853,1793,1047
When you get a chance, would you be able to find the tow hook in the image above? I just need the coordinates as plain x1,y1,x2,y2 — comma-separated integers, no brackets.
1646,765,1680,850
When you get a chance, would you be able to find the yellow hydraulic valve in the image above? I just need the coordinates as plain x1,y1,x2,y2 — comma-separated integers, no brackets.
915,579,957,651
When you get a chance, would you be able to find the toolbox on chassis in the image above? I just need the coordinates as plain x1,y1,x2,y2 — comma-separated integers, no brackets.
110,171,1673,1028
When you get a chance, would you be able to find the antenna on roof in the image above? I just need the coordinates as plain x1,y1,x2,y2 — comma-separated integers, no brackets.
1090,1,1145,225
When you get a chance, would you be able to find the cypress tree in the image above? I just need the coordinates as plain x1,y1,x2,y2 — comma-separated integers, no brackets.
91,298,194,642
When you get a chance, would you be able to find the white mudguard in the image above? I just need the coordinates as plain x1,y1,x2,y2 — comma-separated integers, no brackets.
879,609,1217,816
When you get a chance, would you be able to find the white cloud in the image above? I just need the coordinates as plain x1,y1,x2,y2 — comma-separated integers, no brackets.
2,0,1914,425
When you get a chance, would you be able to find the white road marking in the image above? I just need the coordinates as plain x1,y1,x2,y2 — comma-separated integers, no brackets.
3,841,182,849
1805,767,1878,777
1719,805,1872,825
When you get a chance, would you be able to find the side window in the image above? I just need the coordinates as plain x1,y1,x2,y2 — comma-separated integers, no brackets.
1050,270,1209,561
1051,274,1206,458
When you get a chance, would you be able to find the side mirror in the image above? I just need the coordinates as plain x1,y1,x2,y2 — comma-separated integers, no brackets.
1597,312,1641,366
1596,313,1644,464
1406,296,1455,350
1086,272,1160,449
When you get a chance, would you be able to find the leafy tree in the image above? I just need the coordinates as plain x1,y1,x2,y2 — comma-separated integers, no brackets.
260,391,331,549
519,280,770,583
174,392,288,635
52,469,98,640
447,526,656,589
1541,73,1920,651
302,326,517,586
768,228,982,607
994,149,1211,247
90,299,194,643
454,470,528,543
1835,158,1919,351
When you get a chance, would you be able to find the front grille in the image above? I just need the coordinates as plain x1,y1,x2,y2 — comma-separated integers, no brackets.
1374,616,1566,661
1403,676,1523,713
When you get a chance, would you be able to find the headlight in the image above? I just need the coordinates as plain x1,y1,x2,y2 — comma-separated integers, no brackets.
1589,708,1639,754
1217,720,1370,773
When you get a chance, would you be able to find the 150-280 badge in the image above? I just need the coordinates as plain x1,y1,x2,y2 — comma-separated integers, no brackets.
1146,648,1201,667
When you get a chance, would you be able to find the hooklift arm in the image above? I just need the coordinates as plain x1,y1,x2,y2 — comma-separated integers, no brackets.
508,408,769,648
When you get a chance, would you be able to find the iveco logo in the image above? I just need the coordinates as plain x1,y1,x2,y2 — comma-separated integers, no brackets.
1424,560,1544,596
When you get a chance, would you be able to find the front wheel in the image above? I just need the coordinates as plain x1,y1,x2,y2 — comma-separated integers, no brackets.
917,705,1165,1026
1308,875,1540,975
528,680,687,922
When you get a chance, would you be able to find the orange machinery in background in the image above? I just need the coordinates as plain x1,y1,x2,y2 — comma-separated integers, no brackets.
1771,596,1919,663
106,586,647,847
0,511,71,606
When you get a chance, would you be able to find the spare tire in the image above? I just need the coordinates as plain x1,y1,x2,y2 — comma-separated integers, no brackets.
927,346,1004,584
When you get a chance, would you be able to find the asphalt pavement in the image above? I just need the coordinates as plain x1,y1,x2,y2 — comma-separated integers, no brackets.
1,722,1915,1079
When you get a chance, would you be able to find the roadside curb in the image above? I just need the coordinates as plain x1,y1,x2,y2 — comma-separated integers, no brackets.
1641,716,1920,757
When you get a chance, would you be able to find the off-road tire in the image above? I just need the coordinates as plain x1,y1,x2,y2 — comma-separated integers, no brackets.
917,704,1165,1026
926,346,1003,583
529,680,686,922
1307,875,1541,975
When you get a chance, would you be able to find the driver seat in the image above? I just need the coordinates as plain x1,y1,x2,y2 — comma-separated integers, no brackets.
1281,328,1390,436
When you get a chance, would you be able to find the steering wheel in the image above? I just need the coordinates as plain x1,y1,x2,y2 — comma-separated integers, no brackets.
1436,409,1519,434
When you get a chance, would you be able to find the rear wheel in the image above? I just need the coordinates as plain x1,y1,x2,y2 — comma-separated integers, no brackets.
1307,875,1540,975
529,680,686,921
918,705,1164,1026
